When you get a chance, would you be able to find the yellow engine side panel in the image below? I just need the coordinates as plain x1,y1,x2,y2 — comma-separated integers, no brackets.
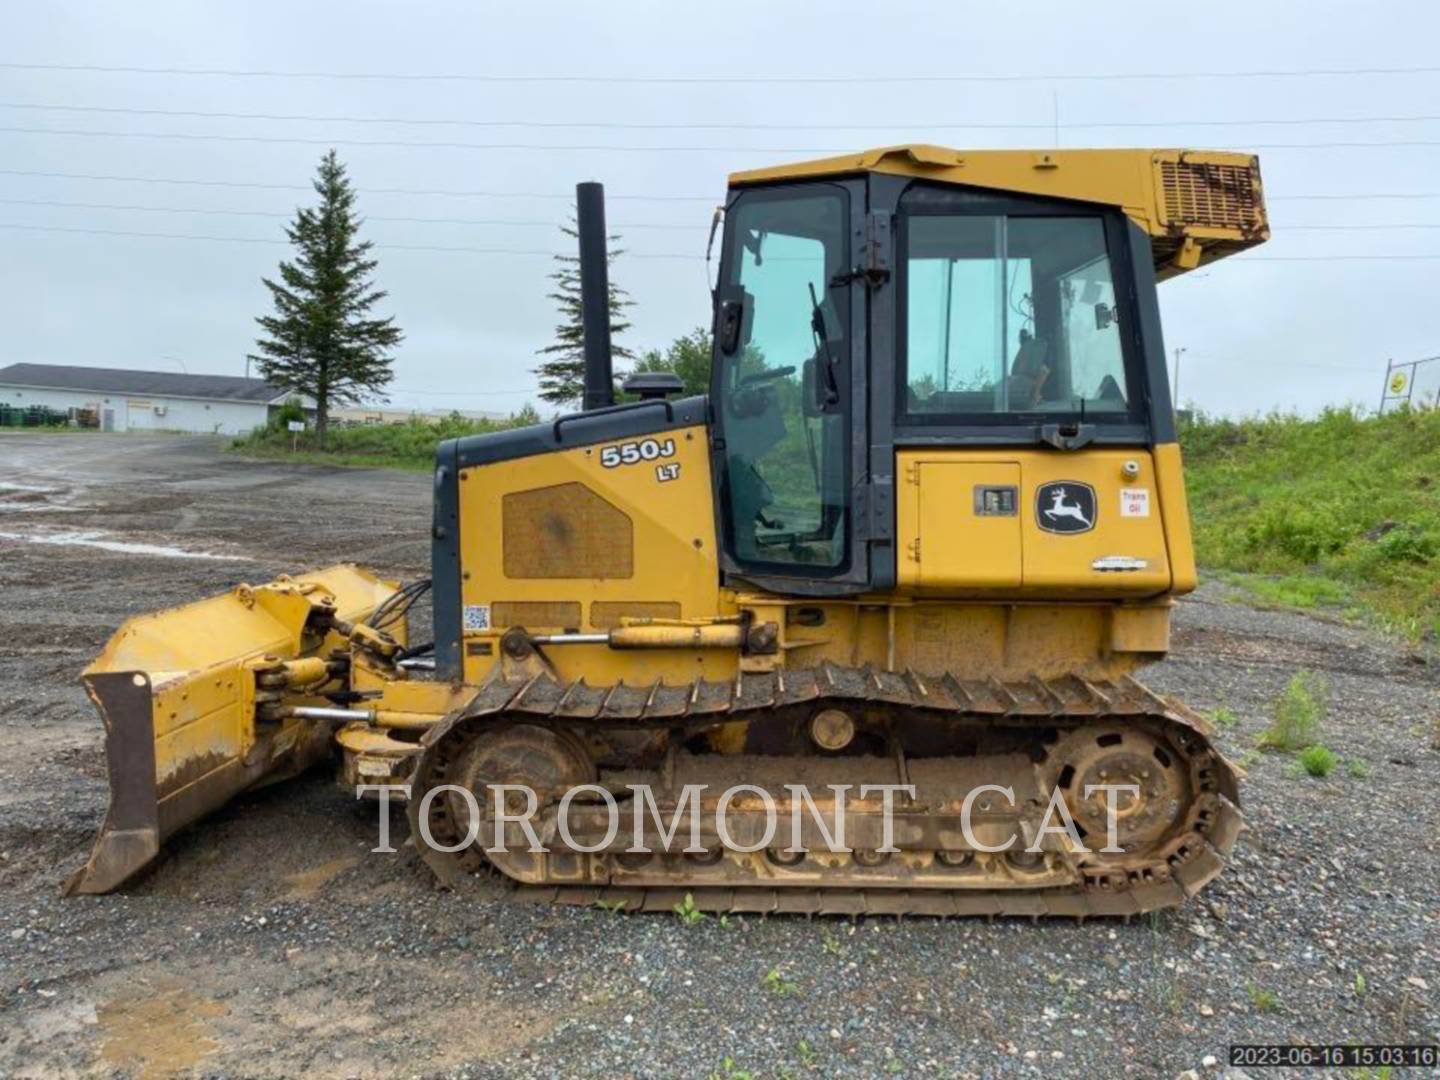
897,448,1185,597
457,425,733,684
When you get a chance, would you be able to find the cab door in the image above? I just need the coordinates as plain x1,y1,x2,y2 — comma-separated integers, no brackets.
710,180,872,591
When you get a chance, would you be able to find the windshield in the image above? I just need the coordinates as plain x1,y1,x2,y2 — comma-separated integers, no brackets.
902,215,1133,420
715,189,848,573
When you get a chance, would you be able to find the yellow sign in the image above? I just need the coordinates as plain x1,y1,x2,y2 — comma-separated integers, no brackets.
1389,371,1408,395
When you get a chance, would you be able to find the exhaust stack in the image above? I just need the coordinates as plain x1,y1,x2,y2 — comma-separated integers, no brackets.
576,181,615,412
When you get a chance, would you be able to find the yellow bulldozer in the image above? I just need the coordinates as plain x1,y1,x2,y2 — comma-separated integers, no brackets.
68,144,1268,917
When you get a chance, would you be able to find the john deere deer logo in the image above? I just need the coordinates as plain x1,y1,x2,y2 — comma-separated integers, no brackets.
1036,482,1097,534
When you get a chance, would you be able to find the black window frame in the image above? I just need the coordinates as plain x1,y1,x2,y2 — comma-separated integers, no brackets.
894,184,1151,436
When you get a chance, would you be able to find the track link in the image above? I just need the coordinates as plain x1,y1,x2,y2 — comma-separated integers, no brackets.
407,666,1241,918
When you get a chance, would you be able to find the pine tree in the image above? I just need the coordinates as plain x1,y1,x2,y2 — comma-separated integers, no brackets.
533,221,633,407
248,150,402,443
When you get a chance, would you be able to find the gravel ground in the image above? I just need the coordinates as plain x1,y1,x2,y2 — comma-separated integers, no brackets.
0,433,1436,1080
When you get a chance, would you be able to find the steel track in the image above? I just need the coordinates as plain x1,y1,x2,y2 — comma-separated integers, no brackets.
407,666,1242,918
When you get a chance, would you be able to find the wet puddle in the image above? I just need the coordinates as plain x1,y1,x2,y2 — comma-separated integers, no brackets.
0,528,248,560
0,481,79,513
0,481,60,493
98,986,227,1079
284,855,361,899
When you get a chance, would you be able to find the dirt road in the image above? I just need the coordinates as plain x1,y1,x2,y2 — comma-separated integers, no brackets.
1,433,1436,1079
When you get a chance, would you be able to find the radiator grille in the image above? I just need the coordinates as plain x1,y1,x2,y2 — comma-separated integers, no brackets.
1159,160,1260,230
502,482,633,579
491,601,582,628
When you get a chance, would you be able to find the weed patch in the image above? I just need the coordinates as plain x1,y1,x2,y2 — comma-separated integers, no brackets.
1298,744,1339,777
1246,984,1279,1012
1257,672,1327,752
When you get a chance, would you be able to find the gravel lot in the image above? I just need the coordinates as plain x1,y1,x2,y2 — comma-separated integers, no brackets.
1,433,1436,1079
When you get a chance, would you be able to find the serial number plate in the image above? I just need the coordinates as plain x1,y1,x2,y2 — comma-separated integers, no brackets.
1230,1044,1439,1068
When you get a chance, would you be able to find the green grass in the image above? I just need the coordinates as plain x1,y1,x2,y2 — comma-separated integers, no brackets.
230,408,538,470
672,892,706,926
1181,407,1440,640
1257,671,1328,752
1298,744,1340,777
761,967,799,997
1246,983,1280,1012
1208,705,1239,730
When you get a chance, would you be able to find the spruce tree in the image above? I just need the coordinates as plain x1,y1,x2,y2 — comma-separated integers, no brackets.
249,150,402,443
533,220,633,407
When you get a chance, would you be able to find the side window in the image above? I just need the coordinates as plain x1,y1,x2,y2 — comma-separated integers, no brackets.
716,191,848,572
902,214,1132,419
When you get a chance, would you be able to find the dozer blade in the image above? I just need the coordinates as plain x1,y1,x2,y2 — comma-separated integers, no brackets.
64,564,398,896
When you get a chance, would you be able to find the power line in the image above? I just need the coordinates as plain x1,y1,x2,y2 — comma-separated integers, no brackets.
4,60,1440,84
1184,355,1381,373
0,196,703,230
1271,191,1440,201
6,219,1440,264
9,195,1439,234
0,220,699,257
10,99,1440,132
0,124,842,152
9,166,1440,207
1243,253,1440,261
9,124,1440,154
1283,222,1440,230
0,167,716,201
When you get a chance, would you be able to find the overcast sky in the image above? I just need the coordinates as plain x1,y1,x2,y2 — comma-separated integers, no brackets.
3,1,1439,416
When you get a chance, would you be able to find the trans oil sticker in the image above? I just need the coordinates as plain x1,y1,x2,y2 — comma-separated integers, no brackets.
1120,488,1151,517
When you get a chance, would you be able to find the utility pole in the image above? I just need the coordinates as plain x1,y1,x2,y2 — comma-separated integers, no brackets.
1172,347,1187,411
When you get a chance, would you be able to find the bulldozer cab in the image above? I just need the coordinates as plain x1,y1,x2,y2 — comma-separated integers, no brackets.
709,146,1266,596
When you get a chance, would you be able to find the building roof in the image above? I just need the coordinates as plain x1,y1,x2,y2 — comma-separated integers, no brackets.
0,363,289,404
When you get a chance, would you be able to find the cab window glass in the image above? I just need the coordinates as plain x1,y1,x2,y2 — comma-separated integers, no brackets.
716,191,848,571
903,215,1130,418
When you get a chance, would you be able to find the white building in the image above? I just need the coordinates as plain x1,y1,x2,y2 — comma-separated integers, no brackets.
0,363,298,435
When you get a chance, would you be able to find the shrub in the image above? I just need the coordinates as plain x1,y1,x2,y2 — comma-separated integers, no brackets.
1257,671,1327,752
1242,504,1350,564
269,397,307,431
1375,525,1438,565
1298,745,1339,777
